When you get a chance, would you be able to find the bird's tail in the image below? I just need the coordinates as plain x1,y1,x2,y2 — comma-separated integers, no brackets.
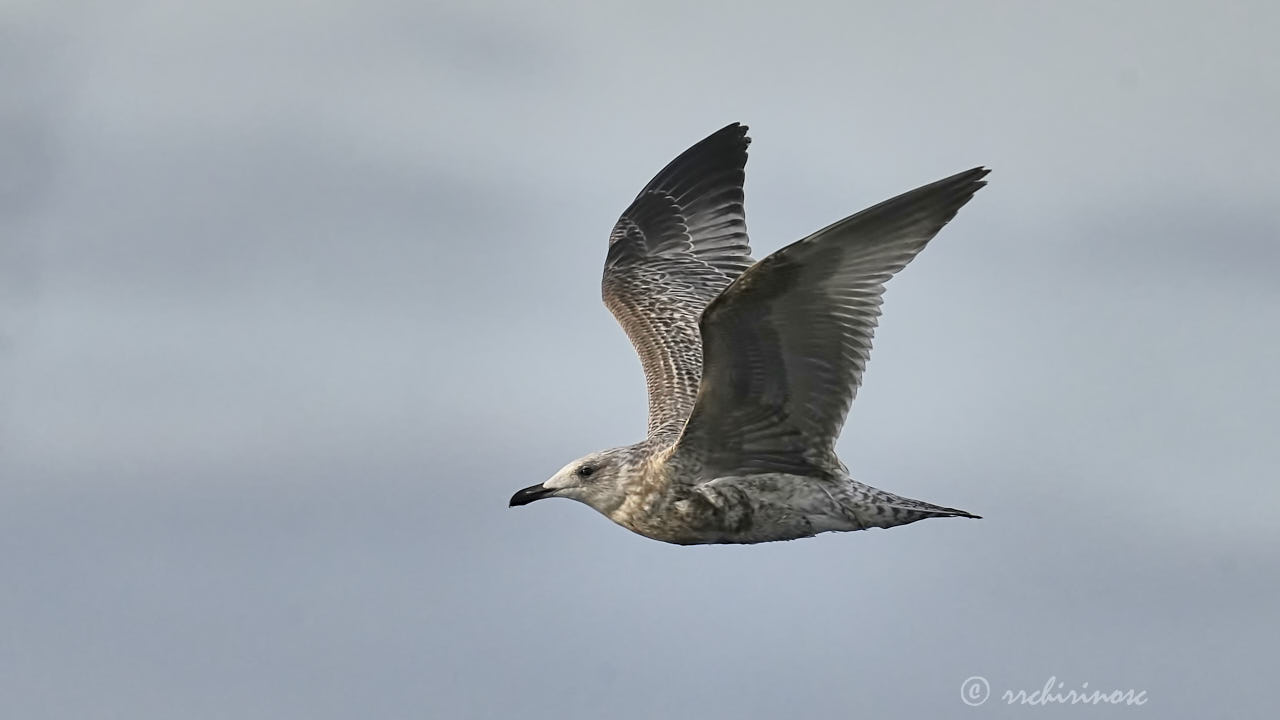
857,487,981,530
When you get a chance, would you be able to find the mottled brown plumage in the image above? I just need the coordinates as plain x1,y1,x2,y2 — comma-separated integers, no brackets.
602,123,754,440
510,124,986,545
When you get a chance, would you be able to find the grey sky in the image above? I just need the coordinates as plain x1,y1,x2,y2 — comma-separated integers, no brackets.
2,0,1277,717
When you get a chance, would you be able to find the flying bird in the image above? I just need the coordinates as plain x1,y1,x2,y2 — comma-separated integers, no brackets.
510,123,987,544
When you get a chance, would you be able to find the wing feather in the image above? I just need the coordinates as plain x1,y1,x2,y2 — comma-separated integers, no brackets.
674,167,990,473
602,123,755,439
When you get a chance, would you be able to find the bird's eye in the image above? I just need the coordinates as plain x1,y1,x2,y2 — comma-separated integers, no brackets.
577,465,594,478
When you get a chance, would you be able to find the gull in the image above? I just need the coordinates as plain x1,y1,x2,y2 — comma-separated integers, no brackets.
510,123,986,544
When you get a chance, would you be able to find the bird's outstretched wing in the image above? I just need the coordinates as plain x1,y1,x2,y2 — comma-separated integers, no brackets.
673,167,990,474
602,123,755,440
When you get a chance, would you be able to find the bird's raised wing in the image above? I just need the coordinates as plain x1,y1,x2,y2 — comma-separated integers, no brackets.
603,123,755,440
673,167,990,474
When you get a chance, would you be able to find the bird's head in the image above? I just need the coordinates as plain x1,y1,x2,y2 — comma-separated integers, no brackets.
509,448,632,515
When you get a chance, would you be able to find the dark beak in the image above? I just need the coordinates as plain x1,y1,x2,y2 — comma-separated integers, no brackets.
509,483,555,507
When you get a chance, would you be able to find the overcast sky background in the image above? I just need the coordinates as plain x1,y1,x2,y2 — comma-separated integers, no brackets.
3,1,1278,718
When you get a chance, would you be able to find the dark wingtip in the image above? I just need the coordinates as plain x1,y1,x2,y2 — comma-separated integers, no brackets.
630,123,751,202
968,166,992,191
699,122,750,154
950,165,992,188
715,121,748,137
696,122,750,152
